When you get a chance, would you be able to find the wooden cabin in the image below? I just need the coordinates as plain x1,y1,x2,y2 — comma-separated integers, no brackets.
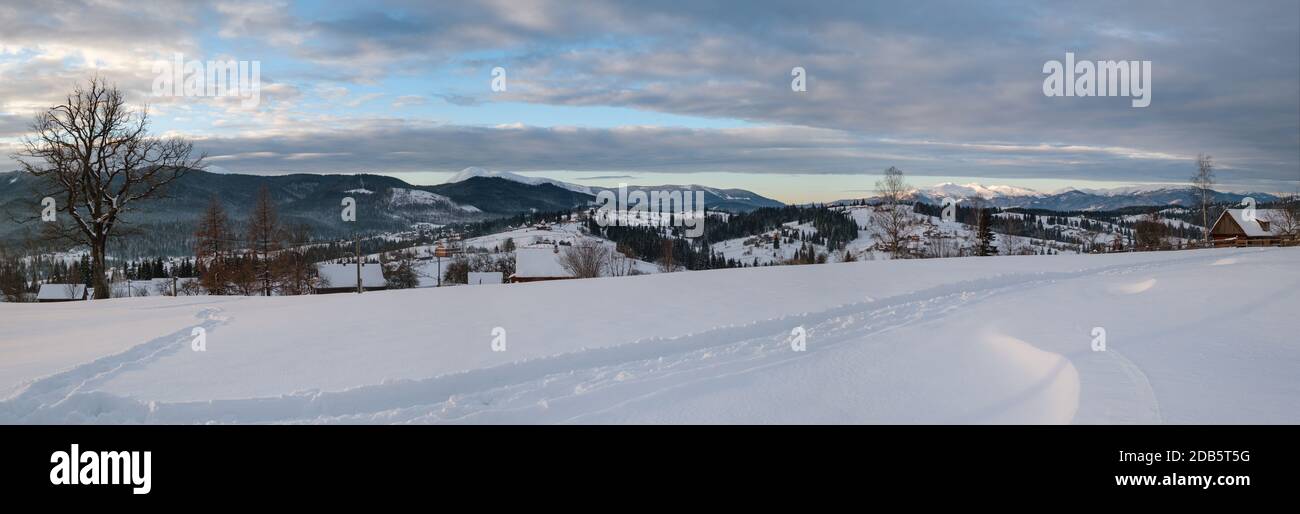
1209,209,1285,247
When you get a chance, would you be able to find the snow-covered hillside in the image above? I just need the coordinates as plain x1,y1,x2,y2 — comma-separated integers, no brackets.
388,187,481,212
711,205,1072,265
446,167,593,195
1,247,1297,424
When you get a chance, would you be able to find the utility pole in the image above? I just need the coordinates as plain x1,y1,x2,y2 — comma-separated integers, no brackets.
355,235,362,294
434,242,449,287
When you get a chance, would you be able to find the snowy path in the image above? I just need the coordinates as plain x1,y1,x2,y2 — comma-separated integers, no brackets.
2,248,1296,424
0,308,231,423
355,257,1186,424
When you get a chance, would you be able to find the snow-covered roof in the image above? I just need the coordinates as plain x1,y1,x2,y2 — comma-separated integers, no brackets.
467,272,504,285
1216,209,1284,237
317,263,387,289
514,246,571,279
37,283,86,300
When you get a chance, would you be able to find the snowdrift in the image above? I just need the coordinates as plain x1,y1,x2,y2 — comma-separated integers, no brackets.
2,247,1297,424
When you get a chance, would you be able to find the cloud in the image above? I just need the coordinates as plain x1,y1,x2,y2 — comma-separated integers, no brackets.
171,120,1286,189
434,93,480,106
391,95,427,108
0,0,1294,190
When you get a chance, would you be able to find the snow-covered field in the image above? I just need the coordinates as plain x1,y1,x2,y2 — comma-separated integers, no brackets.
1,247,1297,424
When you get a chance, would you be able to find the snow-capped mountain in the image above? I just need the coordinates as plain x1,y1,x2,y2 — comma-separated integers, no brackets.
921,182,1046,200
905,183,1282,211
588,184,785,212
446,167,594,195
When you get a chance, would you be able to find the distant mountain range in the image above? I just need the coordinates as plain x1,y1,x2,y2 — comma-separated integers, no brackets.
445,166,785,212
0,168,783,248
0,170,587,242
3,167,1282,254
867,182,1283,212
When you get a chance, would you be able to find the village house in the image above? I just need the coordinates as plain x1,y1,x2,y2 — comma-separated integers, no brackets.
36,283,87,303
510,246,573,283
316,263,388,294
1209,209,1286,247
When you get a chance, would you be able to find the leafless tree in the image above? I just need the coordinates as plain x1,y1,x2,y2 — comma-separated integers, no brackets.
247,185,281,296
195,196,232,294
560,240,611,278
657,239,677,273
606,244,638,277
1190,153,1215,247
276,223,317,295
999,233,1024,256
1266,194,1300,243
12,77,204,298
380,249,421,289
1134,211,1170,251
1084,229,1108,253
924,229,963,258
869,166,916,258
178,278,205,296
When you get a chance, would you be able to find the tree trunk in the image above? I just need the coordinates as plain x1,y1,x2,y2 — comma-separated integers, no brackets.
91,243,110,299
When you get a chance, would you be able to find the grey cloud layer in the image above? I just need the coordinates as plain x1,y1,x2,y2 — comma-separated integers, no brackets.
2,0,1297,188
192,121,1295,191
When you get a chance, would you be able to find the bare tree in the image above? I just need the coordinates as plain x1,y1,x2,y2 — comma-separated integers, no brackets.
247,185,281,296
381,249,421,289
869,166,916,258
195,196,232,294
229,257,259,296
560,240,611,278
1190,153,1215,247
13,78,204,298
924,229,962,258
1134,211,1170,250
275,223,317,295
657,239,677,273
1266,193,1300,243
1084,229,1108,254
999,233,1024,256
606,244,637,277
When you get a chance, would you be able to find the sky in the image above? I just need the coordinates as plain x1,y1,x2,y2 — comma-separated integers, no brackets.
0,0,1297,203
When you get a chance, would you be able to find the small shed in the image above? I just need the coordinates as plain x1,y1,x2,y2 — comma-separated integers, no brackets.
510,246,572,283
37,283,87,302
316,263,388,293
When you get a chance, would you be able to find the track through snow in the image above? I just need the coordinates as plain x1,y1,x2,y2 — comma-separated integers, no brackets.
0,308,231,424
4,249,1274,424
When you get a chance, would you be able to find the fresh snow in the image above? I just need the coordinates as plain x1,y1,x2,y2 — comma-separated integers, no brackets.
317,263,386,289
514,246,569,279
1,247,1297,424
388,188,450,206
923,182,1044,199
386,187,482,212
